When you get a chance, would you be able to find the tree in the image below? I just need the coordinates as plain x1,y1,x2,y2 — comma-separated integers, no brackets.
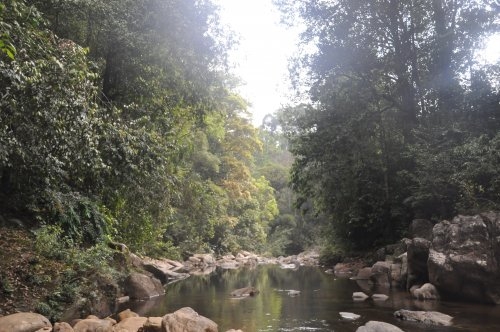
1,0,280,258
275,0,500,249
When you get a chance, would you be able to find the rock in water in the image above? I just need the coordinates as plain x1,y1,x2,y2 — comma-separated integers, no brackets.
406,237,431,289
230,286,259,297
428,212,500,304
162,307,218,332
339,312,360,320
371,294,389,301
124,272,165,299
394,309,453,326
356,321,404,332
410,283,439,300
352,292,369,301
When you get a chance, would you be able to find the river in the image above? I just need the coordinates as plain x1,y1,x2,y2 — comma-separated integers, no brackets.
121,265,500,331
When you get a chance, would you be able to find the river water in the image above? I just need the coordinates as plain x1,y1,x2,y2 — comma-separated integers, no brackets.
122,265,500,331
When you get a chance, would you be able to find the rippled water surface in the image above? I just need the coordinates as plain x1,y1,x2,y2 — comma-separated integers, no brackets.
123,265,500,331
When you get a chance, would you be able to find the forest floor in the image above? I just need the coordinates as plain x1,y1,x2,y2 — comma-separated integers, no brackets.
0,226,63,316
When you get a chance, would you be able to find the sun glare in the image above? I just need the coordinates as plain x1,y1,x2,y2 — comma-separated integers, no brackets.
480,33,500,64
216,0,301,126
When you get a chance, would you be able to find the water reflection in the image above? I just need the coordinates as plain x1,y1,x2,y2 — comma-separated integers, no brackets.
122,265,500,332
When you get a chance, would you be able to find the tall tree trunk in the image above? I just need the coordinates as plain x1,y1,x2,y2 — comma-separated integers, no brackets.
431,0,455,123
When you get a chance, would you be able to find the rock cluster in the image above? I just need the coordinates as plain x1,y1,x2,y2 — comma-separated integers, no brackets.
342,212,500,305
0,307,239,332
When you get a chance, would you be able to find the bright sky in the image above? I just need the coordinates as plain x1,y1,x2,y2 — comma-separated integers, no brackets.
216,0,300,126
216,0,500,127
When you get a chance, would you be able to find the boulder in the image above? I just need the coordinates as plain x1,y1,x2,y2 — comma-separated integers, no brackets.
163,259,184,269
297,250,320,266
394,309,453,326
428,212,500,304
73,318,113,332
355,321,404,332
118,309,139,322
61,274,119,321
53,322,74,332
352,267,372,280
409,219,434,240
406,237,431,289
142,258,174,283
392,253,407,288
193,254,216,266
371,294,389,301
161,307,217,332
339,312,360,320
124,273,165,300
375,243,406,261
142,317,162,332
114,317,147,332
370,261,392,289
389,263,404,288
0,313,52,332
334,261,365,277
410,283,439,300
352,292,369,301
129,253,144,268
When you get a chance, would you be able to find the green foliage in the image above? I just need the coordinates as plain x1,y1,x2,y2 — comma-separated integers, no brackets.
275,0,500,250
319,243,345,267
34,225,67,260
0,273,14,295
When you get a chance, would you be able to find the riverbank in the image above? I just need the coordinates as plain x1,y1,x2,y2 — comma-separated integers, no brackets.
0,225,320,323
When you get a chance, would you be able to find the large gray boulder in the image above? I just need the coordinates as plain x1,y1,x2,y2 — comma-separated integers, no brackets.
162,307,217,332
370,261,392,289
406,237,431,289
355,321,404,332
0,313,52,332
428,212,500,304
124,272,165,300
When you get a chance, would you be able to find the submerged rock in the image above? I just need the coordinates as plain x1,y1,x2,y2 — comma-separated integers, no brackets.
394,309,453,326
230,286,259,297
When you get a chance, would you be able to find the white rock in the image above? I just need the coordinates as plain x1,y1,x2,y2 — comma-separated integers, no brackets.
340,312,361,320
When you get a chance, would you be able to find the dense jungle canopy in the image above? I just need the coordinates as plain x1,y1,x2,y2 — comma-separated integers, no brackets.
275,0,500,250
1,0,499,259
